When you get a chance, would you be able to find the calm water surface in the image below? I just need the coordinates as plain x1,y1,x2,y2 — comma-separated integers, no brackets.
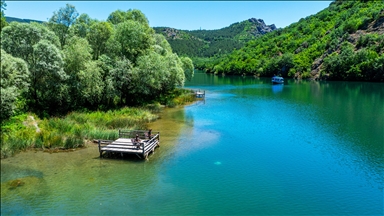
1,71,383,215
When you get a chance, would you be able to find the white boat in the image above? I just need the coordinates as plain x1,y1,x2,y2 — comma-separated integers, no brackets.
272,76,284,84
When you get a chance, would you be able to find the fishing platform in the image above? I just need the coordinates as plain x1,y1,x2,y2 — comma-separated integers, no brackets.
195,89,205,98
97,129,160,160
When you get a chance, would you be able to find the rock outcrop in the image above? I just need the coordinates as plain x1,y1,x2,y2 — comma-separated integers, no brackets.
248,18,277,35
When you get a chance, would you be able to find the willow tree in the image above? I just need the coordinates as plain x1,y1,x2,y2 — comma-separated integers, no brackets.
107,9,149,26
1,22,66,113
114,20,154,63
63,36,92,108
31,40,68,113
87,21,113,60
132,51,169,99
180,56,194,81
1,22,60,62
0,49,30,121
109,57,134,105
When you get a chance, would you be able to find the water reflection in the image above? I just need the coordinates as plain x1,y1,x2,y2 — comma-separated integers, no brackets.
271,84,283,93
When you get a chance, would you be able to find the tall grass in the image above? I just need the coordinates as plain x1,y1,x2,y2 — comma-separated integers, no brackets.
1,89,197,158
1,107,159,158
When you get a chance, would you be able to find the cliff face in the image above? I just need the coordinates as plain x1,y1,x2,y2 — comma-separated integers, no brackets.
248,18,277,35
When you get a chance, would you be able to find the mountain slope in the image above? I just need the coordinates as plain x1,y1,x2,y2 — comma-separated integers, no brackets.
154,18,276,58
5,16,44,24
211,1,384,81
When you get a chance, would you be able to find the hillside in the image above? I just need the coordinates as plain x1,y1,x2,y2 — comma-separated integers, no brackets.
209,1,384,81
5,16,44,24
154,18,276,58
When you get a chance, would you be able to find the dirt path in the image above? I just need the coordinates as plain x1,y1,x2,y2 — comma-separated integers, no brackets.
28,116,41,133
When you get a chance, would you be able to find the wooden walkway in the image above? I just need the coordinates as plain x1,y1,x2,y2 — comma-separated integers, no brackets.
98,130,160,159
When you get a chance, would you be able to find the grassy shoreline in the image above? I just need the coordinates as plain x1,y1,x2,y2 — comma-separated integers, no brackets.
1,89,197,158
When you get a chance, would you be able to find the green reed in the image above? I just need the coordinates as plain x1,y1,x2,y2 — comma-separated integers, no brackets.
1,107,158,158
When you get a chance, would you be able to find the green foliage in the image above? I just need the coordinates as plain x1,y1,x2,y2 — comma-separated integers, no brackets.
108,57,134,104
206,1,384,81
0,0,7,31
107,9,150,26
0,49,30,121
30,40,68,113
78,61,104,106
180,56,194,81
48,3,79,47
87,21,113,60
0,107,159,158
1,22,60,61
0,7,194,123
114,20,154,63
69,13,95,38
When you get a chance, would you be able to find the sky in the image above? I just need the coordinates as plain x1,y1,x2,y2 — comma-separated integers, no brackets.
4,1,332,30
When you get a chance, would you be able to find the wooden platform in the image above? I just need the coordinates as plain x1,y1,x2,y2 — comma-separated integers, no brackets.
195,90,205,98
98,130,160,159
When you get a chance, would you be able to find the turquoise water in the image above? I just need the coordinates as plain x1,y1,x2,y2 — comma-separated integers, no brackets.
1,72,383,215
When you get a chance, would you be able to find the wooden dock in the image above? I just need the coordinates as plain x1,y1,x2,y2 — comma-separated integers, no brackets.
98,130,160,159
195,90,205,98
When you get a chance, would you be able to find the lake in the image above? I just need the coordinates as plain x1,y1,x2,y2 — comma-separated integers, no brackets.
1,71,383,215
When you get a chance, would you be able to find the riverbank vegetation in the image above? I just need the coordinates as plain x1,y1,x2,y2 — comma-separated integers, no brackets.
1,3,195,157
0,107,155,158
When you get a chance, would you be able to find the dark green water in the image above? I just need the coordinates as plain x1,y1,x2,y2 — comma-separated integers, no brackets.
1,71,383,215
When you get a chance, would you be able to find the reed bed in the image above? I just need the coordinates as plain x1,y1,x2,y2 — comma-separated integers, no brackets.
0,107,158,158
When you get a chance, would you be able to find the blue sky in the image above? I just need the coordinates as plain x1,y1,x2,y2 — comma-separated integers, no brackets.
4,1,332,30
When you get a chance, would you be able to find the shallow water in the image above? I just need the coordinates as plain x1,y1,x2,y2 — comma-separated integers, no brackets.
1,72,383,215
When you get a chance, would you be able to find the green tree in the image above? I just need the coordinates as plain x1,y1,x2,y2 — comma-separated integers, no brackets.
87,21,113,60
163,53,185,90
126,9,150,27
107,9,149,26
48,3,79,48
69,13,95,38
107,10,126,25
114,20,154,63
1,22,60,62
30,40,68,113
0,49,30,121
63,36,92,108
0,0,7,32
109,57,134,104
132,51,168,99
153,33,173,56
180,56,194,81
78,61,103,106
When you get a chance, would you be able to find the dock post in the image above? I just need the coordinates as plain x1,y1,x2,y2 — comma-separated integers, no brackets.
98,140,102,158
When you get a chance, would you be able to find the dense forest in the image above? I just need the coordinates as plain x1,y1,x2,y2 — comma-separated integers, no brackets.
154,18,276,58
1,3,194,122
204,1,384,81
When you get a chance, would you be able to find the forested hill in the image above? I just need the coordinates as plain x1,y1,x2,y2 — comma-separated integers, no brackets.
5,16,44,24
210,1,384,81
154,18,276,58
